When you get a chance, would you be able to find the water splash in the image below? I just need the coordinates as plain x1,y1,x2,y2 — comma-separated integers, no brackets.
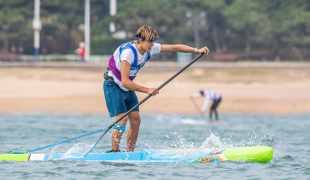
60,142,94,159
199,133,226,149
47,145,62,160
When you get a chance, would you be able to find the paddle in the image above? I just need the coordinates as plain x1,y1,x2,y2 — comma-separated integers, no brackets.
83,53,204,156
190,97,201,115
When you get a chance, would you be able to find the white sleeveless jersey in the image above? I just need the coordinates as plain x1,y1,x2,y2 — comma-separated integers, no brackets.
108,42,161,91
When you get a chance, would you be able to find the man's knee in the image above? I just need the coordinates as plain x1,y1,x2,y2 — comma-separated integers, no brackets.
129,112,141,121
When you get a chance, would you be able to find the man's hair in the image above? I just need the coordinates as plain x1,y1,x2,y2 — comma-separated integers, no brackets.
199,90,204,96
135,25,159,42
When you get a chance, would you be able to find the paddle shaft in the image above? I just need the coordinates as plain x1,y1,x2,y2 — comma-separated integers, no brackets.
84,53,204,156
191,97,201,114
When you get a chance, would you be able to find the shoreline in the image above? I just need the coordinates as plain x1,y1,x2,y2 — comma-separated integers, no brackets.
1,61,310,70
0,62,310,115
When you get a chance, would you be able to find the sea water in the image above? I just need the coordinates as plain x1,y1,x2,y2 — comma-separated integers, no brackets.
0,113,309,180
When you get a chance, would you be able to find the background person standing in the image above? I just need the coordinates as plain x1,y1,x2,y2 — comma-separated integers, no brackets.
75,42,85,62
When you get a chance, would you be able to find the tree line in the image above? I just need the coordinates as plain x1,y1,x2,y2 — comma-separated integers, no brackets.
0,0,309,60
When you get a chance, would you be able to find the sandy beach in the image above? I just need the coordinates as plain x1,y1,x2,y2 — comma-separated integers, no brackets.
0,61,310,115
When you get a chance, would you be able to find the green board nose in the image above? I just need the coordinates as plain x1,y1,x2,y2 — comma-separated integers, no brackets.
223,146,273,163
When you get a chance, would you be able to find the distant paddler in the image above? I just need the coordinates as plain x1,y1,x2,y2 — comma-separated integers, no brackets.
191,90,222,123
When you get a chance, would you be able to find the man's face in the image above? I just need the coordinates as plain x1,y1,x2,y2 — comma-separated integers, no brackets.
141,40,155,52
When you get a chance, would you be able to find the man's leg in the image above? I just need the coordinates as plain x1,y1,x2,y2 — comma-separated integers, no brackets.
213,97,222,121
126,111,141,152
111,114,128,151
209,107,213,122
214,109,219,121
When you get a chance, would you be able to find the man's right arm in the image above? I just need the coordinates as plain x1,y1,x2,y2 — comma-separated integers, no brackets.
201,98,210,113
120,61,159,96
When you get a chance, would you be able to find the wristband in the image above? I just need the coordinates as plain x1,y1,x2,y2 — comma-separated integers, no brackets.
194,48,198,53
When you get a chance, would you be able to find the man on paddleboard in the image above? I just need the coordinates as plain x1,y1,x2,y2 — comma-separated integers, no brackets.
191,90,222,123
103,25,209,152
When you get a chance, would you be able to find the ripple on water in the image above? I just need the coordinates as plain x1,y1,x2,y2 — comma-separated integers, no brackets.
0,113,309,179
